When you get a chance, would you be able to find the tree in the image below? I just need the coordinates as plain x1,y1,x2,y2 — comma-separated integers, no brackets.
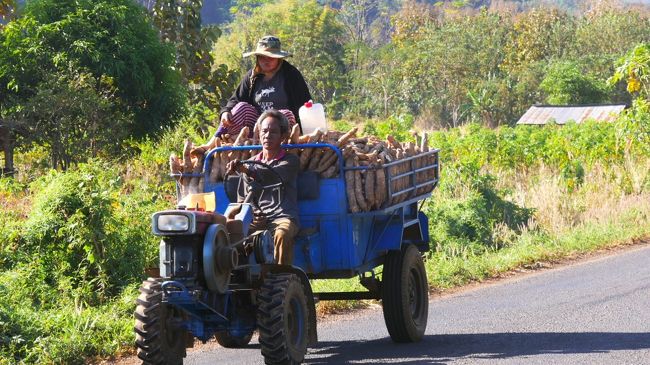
502,8,575,71
337,0,402,117
230,0,274,16
610,43,650,155
571,4,650,104
0,0,186,169
10,72,131,170
385,8,512,127
0,0,17,173
540,60,609,105
148,0,236,110
611,43,650,99
575,2,650,60
214,0,346,106
339,0,377,68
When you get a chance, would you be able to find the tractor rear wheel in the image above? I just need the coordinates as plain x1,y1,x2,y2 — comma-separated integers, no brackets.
257,273,309,364
134,278,187,365
214,329,254,348
381,244,428,343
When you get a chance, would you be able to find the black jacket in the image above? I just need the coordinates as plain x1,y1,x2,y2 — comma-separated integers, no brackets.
221,61,312,129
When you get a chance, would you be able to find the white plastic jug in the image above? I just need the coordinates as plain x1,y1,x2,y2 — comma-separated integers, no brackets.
298,100,327,135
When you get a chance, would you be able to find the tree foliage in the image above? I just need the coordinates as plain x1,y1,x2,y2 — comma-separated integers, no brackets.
148,0,237,111
540,61,609,105
611,43,650,98
214,0,346,106
610,43,650,154
501,8,575,70
9,72,131,169
379,3,648,126
215,1,649,127
152,0,217,85
0,0,186,168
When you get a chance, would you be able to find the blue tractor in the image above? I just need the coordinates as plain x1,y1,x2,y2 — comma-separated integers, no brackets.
134,143,439,364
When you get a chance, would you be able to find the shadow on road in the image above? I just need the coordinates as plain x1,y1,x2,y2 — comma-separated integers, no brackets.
304,332,650,364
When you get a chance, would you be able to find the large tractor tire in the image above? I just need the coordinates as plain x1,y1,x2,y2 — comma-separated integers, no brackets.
381,244,429,343
214,329,254,348
257,273,309,364
134,278,188,365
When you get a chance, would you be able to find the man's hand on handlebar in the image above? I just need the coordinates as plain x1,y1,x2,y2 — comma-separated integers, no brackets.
222,159,285,216
226,159,249,176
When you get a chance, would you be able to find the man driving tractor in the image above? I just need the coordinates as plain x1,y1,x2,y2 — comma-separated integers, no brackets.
226,109,300,265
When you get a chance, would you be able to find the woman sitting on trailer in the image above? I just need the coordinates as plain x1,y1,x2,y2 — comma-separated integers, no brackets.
216,35,311,138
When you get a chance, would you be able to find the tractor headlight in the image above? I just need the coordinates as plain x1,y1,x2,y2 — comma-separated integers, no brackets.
157,215,190,232
152,212,196,235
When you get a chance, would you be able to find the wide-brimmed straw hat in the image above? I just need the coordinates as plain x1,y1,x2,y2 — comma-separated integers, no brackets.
243,35,292,59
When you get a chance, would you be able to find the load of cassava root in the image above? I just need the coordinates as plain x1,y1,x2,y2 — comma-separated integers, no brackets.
170,124,437,212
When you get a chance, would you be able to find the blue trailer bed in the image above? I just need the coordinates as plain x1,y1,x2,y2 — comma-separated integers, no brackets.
196,143,439,279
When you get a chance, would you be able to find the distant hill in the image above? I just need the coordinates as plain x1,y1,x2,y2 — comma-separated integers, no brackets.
134,0,232,25
202,0,232,25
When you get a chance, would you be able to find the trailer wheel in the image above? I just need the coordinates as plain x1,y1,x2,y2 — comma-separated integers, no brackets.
134,278,187,365
381,244,428,343
214,329,254,348
257,273,309,364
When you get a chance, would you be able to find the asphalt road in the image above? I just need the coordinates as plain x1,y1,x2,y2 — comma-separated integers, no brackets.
185,244,650,365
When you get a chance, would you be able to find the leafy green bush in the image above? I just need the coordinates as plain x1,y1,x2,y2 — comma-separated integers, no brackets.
21,166,124,303
0,178,29,269
425,173,534,254
421,119,649,260
426,192,493,251
561,160,585,192
0,265,137,364
430,121,623,175
330,119,355,133
363,114,416,141
0,159,168,363
616,99,650,156
540,60,610,104
0,0,186,168
16,161,164,303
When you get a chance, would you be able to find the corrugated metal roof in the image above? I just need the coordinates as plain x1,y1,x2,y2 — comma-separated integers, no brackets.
516,104,627,125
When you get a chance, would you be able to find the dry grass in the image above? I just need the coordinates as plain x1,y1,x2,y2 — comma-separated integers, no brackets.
502,158,650,237
0,187,31,222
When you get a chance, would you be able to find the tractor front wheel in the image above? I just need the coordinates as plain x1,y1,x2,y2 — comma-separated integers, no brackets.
134,278,188,365
381,244,429,343
257,273,309,364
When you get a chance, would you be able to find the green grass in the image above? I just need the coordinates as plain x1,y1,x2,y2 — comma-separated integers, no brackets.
0,271,138,365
